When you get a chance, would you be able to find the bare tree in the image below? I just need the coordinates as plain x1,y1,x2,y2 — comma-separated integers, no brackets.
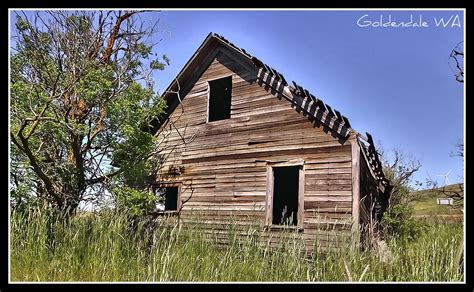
449,41,464,83
379,148,422,206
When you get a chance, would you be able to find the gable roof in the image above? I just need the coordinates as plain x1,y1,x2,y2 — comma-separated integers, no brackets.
152,32,392,195
153,32,351,138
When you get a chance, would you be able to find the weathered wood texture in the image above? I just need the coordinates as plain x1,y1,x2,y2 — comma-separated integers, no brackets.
350,140,361,249
358,146,380,245
155,51,354,250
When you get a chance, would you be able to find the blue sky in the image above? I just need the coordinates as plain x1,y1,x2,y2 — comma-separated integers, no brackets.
10,9,464,188
143,10,464,188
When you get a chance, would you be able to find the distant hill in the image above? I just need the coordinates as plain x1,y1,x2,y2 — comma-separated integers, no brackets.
409,183,464,222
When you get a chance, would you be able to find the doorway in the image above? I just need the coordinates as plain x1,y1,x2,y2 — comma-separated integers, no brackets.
272,166,300,226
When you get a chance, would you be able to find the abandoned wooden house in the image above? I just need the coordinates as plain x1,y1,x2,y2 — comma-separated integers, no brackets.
148,33,393,251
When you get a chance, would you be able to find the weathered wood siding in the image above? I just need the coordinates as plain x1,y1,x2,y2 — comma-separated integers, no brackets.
156,51,354,251
358,149,380,246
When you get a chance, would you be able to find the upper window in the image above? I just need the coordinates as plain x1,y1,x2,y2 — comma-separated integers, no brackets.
208,76,232,122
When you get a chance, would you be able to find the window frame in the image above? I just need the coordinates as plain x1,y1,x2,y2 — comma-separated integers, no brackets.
265,160,305,230
154,182,182,215
206,75,233,123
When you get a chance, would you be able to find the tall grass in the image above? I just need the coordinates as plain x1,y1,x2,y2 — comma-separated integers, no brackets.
10,207,463,282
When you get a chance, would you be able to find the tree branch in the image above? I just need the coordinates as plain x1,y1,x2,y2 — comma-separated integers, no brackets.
24,100,52,140
102,11,142,63
86,169,123,185
14,130,61,204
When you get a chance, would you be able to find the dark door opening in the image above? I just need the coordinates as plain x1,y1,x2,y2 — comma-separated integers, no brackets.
272,166,300,226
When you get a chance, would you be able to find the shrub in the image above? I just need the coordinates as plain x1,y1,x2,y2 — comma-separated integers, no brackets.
381,204,426,240
113,186,157,218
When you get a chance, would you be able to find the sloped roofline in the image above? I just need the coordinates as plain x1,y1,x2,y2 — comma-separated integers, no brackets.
156,33,352,137
153,32,392,192
160,32,215,103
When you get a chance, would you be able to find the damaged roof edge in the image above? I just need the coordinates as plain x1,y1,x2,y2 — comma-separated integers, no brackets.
357,132,393,196
151,33,392,192
152,33,353,139
213,33,351,138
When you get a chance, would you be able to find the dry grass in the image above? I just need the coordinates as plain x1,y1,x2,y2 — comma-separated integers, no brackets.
10,207,464,282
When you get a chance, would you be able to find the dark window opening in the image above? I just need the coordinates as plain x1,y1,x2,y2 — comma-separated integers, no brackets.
156,186,179,211
208,76,232,122
272,166,300,226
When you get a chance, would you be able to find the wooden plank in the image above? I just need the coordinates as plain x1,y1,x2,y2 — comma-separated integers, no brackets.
351,137,361,250
298,165,305,228
182,145,351,164
265,165,273,226
302,196,352,202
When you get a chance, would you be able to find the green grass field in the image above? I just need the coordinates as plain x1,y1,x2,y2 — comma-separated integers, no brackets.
409,183,463,222
10,207,464,282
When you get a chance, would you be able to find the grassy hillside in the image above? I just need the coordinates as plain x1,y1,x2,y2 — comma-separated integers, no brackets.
409,183,464,220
